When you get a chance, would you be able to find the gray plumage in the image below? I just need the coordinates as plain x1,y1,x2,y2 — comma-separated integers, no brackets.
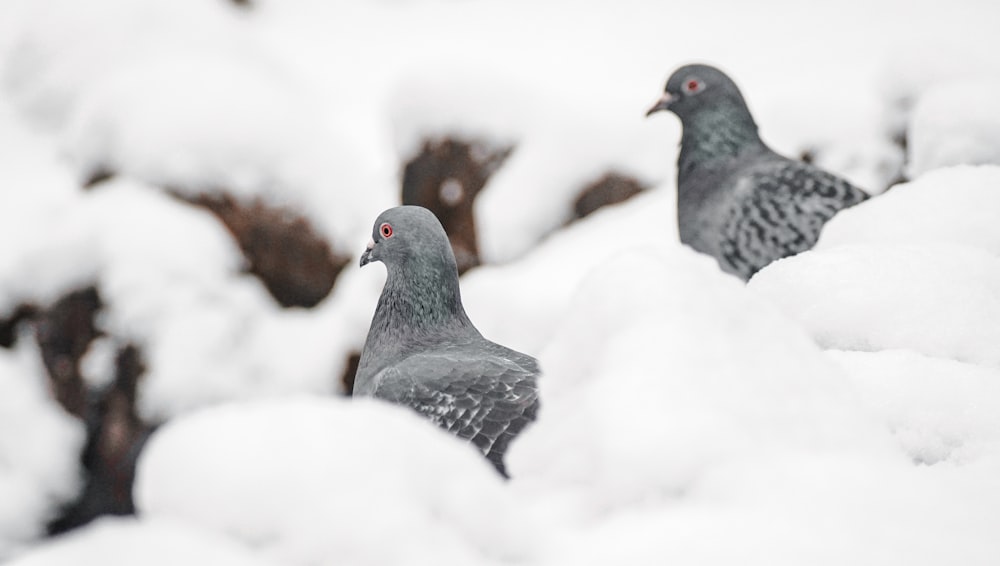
355,205,539,477
647,63,869,280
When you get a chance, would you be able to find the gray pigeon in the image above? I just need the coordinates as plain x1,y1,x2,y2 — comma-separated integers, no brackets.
646,63,869,280
355,205,540,477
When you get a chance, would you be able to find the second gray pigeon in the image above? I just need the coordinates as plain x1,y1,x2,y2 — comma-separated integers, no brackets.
355,205,540,477
646,63,869,280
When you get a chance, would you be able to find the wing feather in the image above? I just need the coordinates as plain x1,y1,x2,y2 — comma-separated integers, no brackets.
371,348,539,477
720,158,868,279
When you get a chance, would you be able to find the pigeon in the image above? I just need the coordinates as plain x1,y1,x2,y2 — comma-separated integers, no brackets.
646,63,869,280
355,205,540,477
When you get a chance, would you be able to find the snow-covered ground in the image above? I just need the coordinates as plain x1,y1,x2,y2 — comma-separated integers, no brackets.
2,0,1000,564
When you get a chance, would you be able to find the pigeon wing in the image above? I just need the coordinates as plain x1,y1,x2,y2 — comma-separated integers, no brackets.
720,158,869,279
371,349,539,476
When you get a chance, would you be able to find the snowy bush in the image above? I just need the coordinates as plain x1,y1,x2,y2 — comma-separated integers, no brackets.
5,517,278,566
817,165,1000,256
511,246,897,508
829,349,1000,466
134,396,537,566
748,244,1000,367
0,341,84,559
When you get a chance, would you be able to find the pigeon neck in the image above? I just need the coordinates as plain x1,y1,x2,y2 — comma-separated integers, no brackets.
677,101,763,183
366,257,478,350
356,262,477,391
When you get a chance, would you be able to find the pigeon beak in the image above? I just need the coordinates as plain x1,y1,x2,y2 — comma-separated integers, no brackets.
360,237,375,267
645,92,675,117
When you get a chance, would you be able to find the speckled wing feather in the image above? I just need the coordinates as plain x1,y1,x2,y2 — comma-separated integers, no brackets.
371,347,540,477
719,158,869,279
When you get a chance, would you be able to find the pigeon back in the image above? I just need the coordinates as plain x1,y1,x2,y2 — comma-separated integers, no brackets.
713,154,869,279
370,343,540,477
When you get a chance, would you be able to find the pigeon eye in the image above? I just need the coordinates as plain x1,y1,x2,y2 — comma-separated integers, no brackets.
685,79,703,93
380,223,393,238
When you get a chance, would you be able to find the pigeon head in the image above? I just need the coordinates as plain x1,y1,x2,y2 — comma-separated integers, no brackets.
645,63,751,121
360,205,459,276
359,205,474,349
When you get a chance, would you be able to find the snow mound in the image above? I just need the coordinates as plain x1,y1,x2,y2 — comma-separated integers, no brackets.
749,244,1000,367
66,50,324,196
0,100,92,313
829,349,1000,466
0,340,84,560
543,453,1000,566
1,0,242,128
907,80,1000,176
817,165,1000,256
135,396,536,566
6,517,275,566
461,187,676,355
508,246,894,516
494,246,1000,566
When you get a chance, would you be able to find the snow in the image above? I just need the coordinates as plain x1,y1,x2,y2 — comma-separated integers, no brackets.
67,51,318,192
462,188,675,354
907,79,1000,177
0,100,91,311
508,246,898,511
752,167,1000,371
829,349,1000,466
817,165,1000,256
2,0,1000,562
5,517,279,566
748,244,1000,367
0,0,242,128
134,396,536,566
63,46,387,251
542,457,1000,565
0,338,84,560
878,42,1000,145
79,336,120,390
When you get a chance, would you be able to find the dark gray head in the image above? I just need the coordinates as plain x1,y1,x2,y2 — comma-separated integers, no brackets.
358,205,475,360
645,63,752,122
360,205,458,276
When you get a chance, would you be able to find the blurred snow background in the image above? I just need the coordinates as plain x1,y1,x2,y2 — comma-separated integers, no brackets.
1,0,999,564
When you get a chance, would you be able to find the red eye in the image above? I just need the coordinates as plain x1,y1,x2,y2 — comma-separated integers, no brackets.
685,79,702,93
379,222,393,238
